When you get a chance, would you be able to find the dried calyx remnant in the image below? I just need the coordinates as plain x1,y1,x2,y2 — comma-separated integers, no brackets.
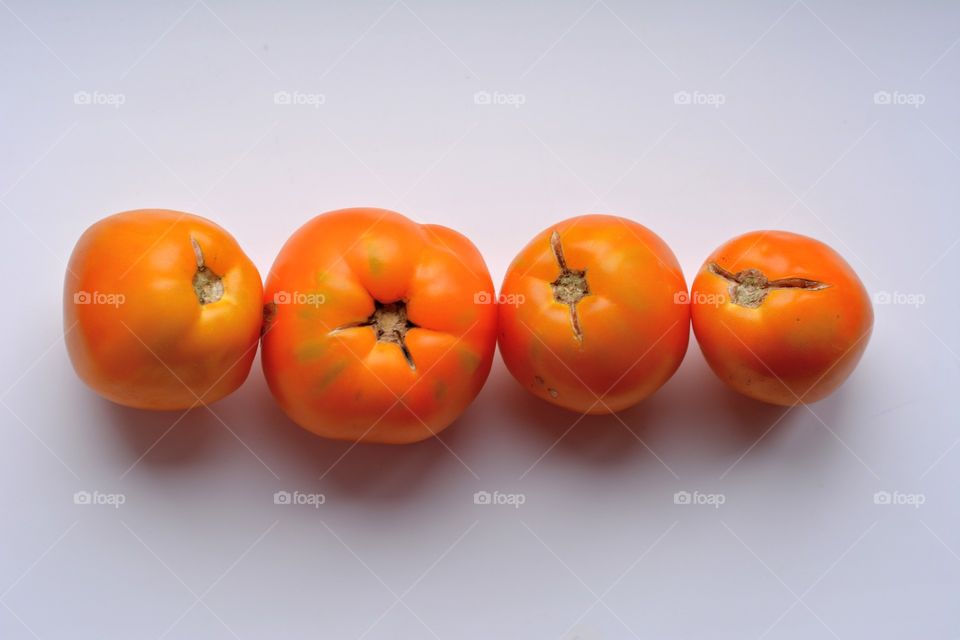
708,262,829,309
333,300,418,370
549,230,589,343
191,237,224,305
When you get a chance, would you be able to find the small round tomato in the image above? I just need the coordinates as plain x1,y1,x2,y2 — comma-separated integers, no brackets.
690,230,873,405
261,208,497,444
498,214,690,414
64,210,263,409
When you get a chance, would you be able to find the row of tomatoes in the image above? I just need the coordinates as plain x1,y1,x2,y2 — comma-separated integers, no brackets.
64,208,873,444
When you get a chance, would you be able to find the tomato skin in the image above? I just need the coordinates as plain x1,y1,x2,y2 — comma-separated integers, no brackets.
690,231,873,406
498,215,690,414
260,208,497,444
64,210,263,410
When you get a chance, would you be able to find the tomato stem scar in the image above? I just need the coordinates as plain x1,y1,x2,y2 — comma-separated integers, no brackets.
707,262,829,309
549,230,589,344
190,237,224,305
332,300,418,370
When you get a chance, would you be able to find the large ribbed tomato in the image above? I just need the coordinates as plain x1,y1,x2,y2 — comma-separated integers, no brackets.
64,210,263,409
690,230,873,405
261,208,497,444
498,214,690,414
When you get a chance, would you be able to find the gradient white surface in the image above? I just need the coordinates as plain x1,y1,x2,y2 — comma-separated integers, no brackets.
2,1,959,638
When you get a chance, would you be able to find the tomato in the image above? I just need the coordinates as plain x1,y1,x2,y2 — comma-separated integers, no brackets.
64,210,263,409
497,215,690,414
260,208,497,444
690,230,873,405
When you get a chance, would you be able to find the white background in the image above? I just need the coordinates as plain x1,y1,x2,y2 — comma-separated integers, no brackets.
2,1,959,638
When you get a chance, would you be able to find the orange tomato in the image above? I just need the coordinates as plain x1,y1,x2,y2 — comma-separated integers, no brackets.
64,210,263,409
690,230,873,405
260,208,497,444
498,215,690,414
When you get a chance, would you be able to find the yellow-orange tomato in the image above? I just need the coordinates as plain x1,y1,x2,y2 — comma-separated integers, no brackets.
498,215,690,414
260,208,497,444
690,230,873,405
64,210,263,409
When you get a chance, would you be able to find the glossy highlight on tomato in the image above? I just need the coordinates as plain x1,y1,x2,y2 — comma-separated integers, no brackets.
690,230,873,405
497,214,690,414
64,209,264,409
260,208,497,444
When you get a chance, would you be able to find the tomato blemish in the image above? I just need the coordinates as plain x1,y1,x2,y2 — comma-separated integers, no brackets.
331,300,418,370
707,262,828,309
549,231,589,344
191,237,224,305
